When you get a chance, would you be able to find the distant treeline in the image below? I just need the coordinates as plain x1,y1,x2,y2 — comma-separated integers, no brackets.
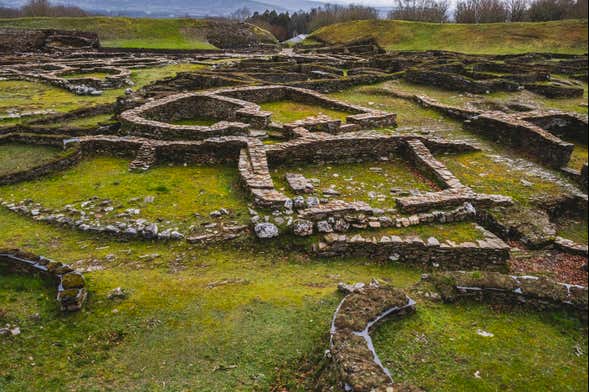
239,5,378,41
236,0,587,40
0,0,89,18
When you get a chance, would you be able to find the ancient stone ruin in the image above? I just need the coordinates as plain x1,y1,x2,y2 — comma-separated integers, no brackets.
0,28,587,391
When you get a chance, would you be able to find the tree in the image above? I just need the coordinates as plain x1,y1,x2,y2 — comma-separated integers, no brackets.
20,0,87,17
389,0,450,22
455,0,509,23
527,0,575,20
307,4,378,31
230,7,251,21
506,0,529,20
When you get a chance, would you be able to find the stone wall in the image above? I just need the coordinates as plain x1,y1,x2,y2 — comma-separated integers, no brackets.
314,225,510,271
121,85,396,140
330,282,417,392
427,271,588,317
0,249,87,311
466,112,574,168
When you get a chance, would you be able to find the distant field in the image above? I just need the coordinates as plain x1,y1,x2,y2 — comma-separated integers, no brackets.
309,19,589,54
0,17,276,49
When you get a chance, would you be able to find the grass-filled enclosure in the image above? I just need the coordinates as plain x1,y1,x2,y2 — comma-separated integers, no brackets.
0,144,66,177
271,158,436,209
61,72,113,80
259,100,352,124
0,155,249,230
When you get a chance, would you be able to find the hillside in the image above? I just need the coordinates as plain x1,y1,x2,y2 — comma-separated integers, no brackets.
308,19,589,54
0,17,278,49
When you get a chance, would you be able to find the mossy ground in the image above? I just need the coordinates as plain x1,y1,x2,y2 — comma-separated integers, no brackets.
259,101,351,124
554,214,589,244
51,113,115,129
0,143,64,176
329,84,470,139
373,300,588,391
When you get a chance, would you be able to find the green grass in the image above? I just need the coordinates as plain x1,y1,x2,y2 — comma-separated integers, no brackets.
0,143,64,177
568,142,588,171
0,155,250,229
259,101,351,124
329,84,470,138
309,19,588,54
555,214,589,244
52,113,114,129
0,17,275,50
62,72,112,80
271,158,435,210
1,51,588,391
373,301,588,391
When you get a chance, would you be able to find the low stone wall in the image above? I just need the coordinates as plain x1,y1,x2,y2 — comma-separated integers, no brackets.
382,87,585,171
0,249,87,312
314,225,510,271
404,69,519,94
238,139,289,208
396,188,513,214
427,271,588,317
121,85,396,141
524,83,584,98
330,282,417,392
522,112,589,145
119,92,252,140
554,236,588,256
466,112,574,168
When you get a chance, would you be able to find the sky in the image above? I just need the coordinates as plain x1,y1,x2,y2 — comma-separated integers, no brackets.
316,0,398,6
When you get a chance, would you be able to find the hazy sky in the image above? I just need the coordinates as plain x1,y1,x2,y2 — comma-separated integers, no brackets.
316,0,396,6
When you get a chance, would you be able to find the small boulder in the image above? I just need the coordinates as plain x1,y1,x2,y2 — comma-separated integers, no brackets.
293,219,314,237
254,223,279,239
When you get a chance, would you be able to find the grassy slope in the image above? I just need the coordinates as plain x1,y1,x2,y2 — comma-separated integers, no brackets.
0,17,275,49
310,19,589,54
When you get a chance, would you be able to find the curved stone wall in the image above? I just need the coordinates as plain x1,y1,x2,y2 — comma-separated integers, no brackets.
0,249,87,312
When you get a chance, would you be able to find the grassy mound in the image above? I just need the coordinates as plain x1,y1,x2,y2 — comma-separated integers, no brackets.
309,19,588,54
0,17,277,49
